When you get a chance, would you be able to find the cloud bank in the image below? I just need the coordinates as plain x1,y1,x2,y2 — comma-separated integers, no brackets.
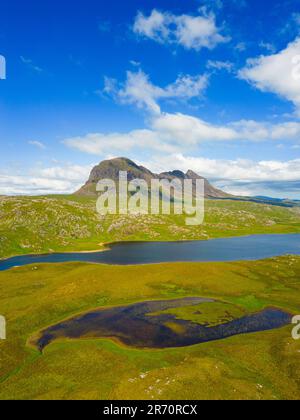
65,112,300,156
0,164,93,196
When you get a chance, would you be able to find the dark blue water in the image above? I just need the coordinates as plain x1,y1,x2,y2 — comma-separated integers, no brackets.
1,234,299,271
32,298,292,351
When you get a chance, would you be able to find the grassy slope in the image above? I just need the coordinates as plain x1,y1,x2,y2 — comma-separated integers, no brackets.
0,257,300,400
1,194,300,258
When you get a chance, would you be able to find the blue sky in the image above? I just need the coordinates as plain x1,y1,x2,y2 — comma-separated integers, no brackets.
0,0,300,197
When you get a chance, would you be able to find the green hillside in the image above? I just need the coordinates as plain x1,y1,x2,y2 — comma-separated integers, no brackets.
1,195,300,259
0,257,300,400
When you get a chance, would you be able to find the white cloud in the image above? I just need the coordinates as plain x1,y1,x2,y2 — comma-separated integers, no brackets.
133,9,170,41
206,60,234,72
154,113,300,145
144,154,300,198
130,60,141,67
259,41,276,54
64,114,237,157
229,119,300,141
133,9,229,51
116,71,164,114
37,164,93,182
28,140,46,150
0,164,93,196
148,154,300,182
239,37,300,115
105,70,209,114
164,73,209,98
152,113,237,144
64,129,178,156
64,112,300,158
0,175,75,195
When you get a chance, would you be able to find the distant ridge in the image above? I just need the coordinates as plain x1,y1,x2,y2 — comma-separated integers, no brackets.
75,157,232,199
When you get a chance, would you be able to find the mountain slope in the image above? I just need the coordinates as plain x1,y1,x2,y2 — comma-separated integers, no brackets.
76,157,231,199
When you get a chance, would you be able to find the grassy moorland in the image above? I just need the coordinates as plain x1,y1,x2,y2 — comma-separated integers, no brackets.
0,194,300,258
0,257,300,400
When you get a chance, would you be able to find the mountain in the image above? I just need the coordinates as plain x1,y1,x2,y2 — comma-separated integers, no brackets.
75,157,231,199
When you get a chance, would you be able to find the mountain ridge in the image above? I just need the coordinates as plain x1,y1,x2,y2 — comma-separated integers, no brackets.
76,157,232,199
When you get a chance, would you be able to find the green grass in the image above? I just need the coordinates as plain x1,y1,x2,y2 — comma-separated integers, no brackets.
1,193,300,399
150,301,247,327
0,256,300,400
1,194,300,258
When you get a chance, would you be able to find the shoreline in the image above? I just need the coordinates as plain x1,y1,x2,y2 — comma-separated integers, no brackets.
27,300,294,354
1,232,300,263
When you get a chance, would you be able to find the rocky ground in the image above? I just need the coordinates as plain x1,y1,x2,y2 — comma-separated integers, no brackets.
0,194,300,258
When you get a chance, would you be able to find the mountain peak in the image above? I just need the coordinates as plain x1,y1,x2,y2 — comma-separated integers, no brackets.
159,170,186,179
186,170,204,180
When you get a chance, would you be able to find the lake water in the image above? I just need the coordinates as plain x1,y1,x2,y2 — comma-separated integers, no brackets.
32,297,292,351
0,234,300,270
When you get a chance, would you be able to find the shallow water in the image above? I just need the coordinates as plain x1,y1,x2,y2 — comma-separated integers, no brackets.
33,298,292,351
1,234,300,270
